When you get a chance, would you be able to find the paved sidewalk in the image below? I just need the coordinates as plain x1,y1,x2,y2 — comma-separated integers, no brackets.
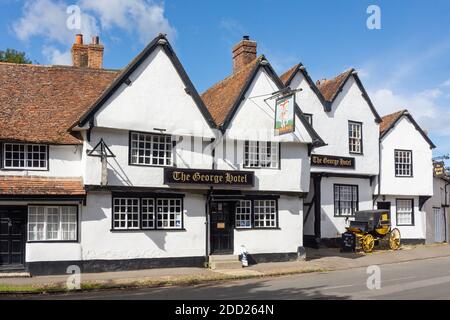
0,243,449,293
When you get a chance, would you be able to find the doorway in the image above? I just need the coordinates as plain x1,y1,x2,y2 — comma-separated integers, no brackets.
0,206,27,269
210,202,234,254
434,207,446,243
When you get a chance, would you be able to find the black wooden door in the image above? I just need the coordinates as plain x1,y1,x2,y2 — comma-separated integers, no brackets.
210,202,234,254
0,207,26,268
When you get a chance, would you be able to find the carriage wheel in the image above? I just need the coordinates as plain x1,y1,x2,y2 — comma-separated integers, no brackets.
389,228,401,250
361,234,375,253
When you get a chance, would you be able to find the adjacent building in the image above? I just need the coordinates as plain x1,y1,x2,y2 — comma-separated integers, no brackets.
376,110,435,243
281,65,381,246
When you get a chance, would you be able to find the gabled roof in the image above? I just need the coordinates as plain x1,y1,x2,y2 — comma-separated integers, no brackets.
76,34,216,129
380,109,436,149
201,56,325,147
281,65,382,122
280,63,329,110
0,62,119,144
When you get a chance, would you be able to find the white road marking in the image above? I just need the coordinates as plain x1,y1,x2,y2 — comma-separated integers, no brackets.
323,284,354,290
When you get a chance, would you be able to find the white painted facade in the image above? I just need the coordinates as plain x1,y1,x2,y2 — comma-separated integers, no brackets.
377,114,434,241
287,69,380,242
424,176,449,244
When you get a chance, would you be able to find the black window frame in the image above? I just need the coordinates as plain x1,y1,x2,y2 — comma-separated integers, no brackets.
396,198,415,226
243,140,281,169
111,193,185,231
1,142,49,171
334,184,359,217
128,131,175,168
234,196,279,230
394,149,413,177
348,120,363,155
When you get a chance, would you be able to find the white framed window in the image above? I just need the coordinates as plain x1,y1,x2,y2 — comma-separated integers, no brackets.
244,141,279,169
235,200,252,228
141,198,155,229
334,184,358,217
130,132,172,166
395,150,412,177
3,143,48,170
28,206,77,241
348,121,362,154
396,199,414,226
303,113,313,127
156,198,182,229
253,200,277,228
113,198,140,229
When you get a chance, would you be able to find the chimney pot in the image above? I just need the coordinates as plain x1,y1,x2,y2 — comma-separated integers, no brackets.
232,36,257,74
75,34,83,45
91,36,99,45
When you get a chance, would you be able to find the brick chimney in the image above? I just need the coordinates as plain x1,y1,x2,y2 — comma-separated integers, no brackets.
232,35,257,73
71,34,104,69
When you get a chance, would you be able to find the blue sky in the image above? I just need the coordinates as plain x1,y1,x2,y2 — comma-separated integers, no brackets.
2,0,450,163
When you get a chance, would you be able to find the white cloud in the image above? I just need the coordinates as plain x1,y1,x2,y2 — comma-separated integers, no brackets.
79,0,176,44
370,87,450,136
42,46,71,65
13,0,99,45
442,78,450,87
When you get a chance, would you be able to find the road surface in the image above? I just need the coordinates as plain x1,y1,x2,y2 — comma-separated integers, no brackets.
5,256,450,300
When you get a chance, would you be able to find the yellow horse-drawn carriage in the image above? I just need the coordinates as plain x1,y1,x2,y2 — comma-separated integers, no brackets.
341,210,401,253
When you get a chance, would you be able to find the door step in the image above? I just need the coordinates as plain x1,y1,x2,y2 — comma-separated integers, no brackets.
208,255,242,270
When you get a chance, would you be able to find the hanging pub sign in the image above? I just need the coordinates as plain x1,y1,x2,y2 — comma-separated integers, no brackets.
311,154,355,169
434,161,445,177
275,94,295,135
164,168,254,186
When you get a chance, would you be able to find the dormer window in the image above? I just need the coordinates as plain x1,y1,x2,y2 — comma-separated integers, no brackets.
2,143,48,170
129,132,173,166
244,141,279,169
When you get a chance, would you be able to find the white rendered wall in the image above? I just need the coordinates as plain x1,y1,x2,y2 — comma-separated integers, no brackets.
379,116,433,196
233,196,303,254
80,192,206,260
424,177,449,243
92,46,215,139
290,73,379,176
83,128,214,187
317,176,374,239
376,196,425,240
0,145,82,178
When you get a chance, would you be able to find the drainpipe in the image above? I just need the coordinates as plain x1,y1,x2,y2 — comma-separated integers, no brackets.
373,139,382,207
445,181,450,242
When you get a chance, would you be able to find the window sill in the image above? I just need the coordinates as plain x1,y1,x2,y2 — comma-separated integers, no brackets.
236,227,281,230
128,163,175,168
27,240,78,243
1,168,49,171
110,228,186,232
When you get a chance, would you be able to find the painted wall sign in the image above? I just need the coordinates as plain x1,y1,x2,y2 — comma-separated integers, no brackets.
311,154,355,169
164,168,255,186
275,94,295,135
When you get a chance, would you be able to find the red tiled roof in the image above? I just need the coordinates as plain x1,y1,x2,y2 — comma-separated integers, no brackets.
280,64,300,85
380,110,406,134
0,176,85,196
201,57,260,126
316,69,353,102
0,62,119,145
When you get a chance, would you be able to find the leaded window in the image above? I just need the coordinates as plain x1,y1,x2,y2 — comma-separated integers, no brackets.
253,200,277,228
235,200,252,228
244,141,279,169
3,143,48,170
130,132,172,166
